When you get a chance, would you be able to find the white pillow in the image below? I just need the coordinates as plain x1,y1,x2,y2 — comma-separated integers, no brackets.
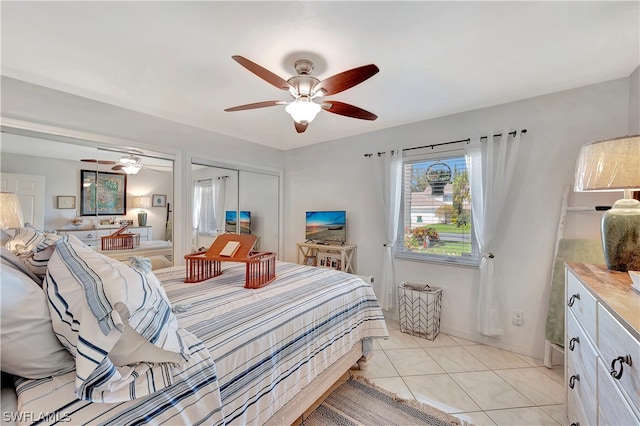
44,235,192,403
0,263,75,378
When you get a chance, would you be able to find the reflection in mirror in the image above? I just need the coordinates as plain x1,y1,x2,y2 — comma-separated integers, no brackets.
239,170,279,253
190,161,280,257
0,127,175,267
191,163,238,251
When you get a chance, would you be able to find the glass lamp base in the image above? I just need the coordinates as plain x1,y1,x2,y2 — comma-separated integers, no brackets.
138,211,147,227
601,198,640,272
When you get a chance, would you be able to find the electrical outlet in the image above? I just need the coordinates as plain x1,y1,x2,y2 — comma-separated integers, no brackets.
512,309,523,326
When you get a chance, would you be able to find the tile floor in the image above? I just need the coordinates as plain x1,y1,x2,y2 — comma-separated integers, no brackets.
351,319,566,426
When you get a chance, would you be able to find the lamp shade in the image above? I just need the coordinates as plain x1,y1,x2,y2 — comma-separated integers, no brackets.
574,135,640,272
285,98,321,124
0,192,24,229
136,196,151,209
574,135,640,192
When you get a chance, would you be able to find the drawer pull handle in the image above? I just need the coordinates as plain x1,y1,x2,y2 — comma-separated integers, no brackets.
610,354,632,380
87,233,94,238
567,293,580,307
570,423,580,426
568,374,579,389
568,337,580,351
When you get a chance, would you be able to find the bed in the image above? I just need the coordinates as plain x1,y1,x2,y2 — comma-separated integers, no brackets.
1,232,388,425
96,239,173,263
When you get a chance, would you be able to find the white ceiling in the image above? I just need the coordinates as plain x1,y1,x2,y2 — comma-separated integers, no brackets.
1,1,638,151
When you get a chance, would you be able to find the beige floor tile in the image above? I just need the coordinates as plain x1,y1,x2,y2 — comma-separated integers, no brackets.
514,353,545,367
462,344,531,370
454,411,497,426
377,328,422,350
403,374,482,414
350,350,398,379
536,365,564,384
485,406,560,426
425,346,489,373
494,367,565,406
413,332,460,348
450,335,480,346
371,338,383,350
450,371,533,411
385,348,444,376
539,404,567,425
366,377,414,400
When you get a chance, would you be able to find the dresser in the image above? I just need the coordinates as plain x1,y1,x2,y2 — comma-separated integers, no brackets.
57,226,152,248
565,262,640,426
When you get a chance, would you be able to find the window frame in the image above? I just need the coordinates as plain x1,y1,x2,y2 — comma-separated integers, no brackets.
395,148,479,268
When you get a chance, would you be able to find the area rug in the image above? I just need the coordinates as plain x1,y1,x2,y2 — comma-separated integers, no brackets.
303,376,466,426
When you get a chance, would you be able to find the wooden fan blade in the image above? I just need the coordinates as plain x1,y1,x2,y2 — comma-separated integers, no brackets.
322,101,377,121
315,64,379,96
232,56,292,91
81,159,117,165
224,100,284,112
294,121,308,133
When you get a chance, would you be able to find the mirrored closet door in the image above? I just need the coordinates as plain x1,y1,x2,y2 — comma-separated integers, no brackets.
191,161,281,257
0,126,175,265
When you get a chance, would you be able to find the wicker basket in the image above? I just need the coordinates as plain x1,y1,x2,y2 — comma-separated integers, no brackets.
398,282,442,341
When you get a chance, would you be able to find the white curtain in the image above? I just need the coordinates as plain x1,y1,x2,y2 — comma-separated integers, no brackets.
213,177,226,233
192,184,204,250
371,149,403,311
466,131,521,336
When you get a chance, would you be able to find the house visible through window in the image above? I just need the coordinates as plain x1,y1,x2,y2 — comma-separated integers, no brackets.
396,151,478,266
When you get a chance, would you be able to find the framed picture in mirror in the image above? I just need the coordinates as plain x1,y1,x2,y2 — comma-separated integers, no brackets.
80,170,127,215
56,195,76,209
152,194,167,207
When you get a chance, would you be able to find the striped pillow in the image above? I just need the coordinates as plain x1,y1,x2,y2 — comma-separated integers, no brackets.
7,227,61,282
44,235,193,403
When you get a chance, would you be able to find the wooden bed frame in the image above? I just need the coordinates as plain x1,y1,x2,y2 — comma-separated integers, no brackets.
265,338,374,425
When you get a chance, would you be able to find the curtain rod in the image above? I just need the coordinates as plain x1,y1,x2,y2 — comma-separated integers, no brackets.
363,129,527,157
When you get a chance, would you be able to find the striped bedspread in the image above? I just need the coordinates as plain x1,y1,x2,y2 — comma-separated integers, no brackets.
14,262,388,425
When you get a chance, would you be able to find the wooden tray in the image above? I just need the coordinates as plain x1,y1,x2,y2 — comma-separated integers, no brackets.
185,234,276,288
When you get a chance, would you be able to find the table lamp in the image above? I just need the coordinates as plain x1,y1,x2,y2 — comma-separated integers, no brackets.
574,135,640,272
136,196,151,227
0,192,24,230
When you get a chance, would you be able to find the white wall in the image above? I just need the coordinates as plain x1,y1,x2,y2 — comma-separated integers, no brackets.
284,77,632,358
629,66,639,135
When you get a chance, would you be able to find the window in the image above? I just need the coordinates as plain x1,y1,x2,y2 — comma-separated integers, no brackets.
396,151,478,266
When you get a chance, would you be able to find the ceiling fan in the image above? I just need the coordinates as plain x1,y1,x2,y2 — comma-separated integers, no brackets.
224,55,379,133
81,150,170,174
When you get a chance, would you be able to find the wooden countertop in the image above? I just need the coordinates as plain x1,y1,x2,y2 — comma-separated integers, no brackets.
565,262,640,341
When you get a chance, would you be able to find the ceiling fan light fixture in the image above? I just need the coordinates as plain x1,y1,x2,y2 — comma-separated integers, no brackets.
122,164,141,174
285,98,321,124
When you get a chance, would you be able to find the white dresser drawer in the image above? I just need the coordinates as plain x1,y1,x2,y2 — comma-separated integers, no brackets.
567,360,597,425
598,304,640,414
567,388,592,426
598,358,640,426
58,230,98,247
567,310,598,396
566,270,598,342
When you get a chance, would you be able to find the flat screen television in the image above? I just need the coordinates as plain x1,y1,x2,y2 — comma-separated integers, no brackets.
225,210,251,234
305,211,346,244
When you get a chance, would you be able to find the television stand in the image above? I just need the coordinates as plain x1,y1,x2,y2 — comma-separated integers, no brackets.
296,242,356,274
